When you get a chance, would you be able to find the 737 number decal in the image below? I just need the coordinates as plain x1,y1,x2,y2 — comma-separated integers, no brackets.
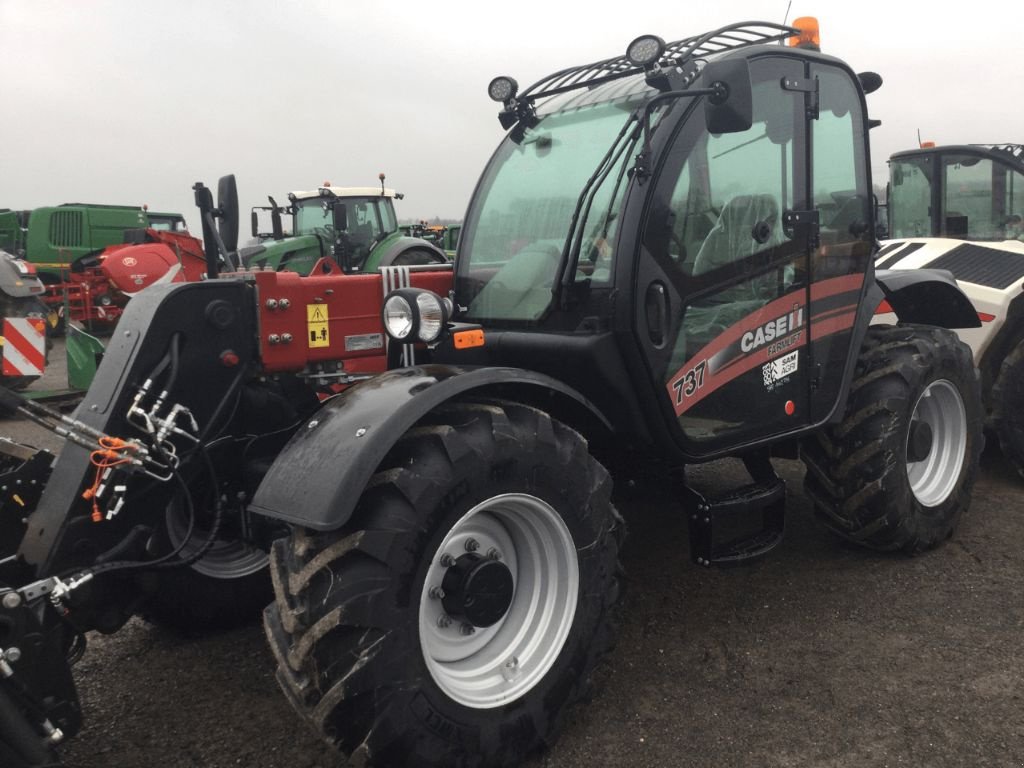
671,359,707,405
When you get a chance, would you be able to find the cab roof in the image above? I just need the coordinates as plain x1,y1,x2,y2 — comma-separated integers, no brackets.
891,144,1024,172
290,187,398,202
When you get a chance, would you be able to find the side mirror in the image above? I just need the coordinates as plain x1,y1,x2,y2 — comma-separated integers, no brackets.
703,58,752,135
332,203,348,231
271,208,283,240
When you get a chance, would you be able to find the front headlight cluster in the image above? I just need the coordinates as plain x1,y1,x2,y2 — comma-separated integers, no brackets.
382,288,451,344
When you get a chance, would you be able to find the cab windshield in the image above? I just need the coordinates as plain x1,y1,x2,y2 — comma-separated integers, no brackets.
457,98,641,322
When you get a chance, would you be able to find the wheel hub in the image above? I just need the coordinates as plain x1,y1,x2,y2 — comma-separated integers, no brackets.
441,553,514,628
907,419,934,463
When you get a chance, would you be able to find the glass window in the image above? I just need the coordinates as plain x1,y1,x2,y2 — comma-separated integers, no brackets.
458,99,641,322
942,155,1024,240
814,67,870,251
943,156,998,239
294,200,333,235
889,157,932,238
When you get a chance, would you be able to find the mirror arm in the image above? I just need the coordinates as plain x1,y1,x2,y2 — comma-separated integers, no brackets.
633,87,717,181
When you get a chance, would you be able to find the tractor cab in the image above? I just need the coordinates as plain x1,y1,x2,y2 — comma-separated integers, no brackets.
452,22,877,461
888,143,1024,241
247,181,446,274
290,186,401,267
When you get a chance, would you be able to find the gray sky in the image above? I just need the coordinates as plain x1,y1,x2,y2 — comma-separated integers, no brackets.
3,1,1022,227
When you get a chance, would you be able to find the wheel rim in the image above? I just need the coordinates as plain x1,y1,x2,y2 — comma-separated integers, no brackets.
905,379,967,507
419,493,579,709
165,498,268,580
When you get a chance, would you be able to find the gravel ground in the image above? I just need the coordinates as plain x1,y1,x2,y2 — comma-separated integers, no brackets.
3,349,1023,768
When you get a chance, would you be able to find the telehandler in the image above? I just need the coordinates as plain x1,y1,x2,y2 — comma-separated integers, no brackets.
0,18,983,768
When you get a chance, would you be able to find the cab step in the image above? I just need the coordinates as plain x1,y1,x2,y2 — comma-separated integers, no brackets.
686,476,785,567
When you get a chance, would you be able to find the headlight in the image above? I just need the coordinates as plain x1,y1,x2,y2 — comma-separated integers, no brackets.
416,292,446,343
383,294,414,340
381,288,450,344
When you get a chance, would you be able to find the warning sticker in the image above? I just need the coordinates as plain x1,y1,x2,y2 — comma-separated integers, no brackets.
307,304,329,348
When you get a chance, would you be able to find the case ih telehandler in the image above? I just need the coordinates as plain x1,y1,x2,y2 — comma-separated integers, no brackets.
0,19,984,768
878,142,1024,475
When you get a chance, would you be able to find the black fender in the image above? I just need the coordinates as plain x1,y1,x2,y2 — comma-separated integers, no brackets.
248,365,610,530
874,268,981,329
375,236,448,266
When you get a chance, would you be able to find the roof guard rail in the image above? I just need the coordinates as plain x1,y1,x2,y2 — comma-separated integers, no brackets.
519,21,799,104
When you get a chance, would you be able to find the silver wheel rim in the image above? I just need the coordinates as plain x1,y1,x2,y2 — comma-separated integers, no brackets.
419,493,579,709
166,499,268,580
906,379,967,507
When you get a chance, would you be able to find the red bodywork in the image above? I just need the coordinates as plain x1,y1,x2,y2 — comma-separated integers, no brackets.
253,265,455,376
43,229,207,329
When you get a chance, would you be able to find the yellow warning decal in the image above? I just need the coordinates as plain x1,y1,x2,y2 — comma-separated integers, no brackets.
307,304,329,348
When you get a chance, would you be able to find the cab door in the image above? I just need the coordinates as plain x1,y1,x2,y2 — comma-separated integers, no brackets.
634,55,813,458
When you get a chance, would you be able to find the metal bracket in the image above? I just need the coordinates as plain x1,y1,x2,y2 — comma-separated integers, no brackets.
783,209,821,250
781,75,819,120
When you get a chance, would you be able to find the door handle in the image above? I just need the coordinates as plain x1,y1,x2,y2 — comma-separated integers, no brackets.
645,282,668,347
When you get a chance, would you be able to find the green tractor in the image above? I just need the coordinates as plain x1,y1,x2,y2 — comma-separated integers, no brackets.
245,176,448,274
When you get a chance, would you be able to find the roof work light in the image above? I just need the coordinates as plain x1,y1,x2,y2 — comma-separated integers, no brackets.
626,35,666,68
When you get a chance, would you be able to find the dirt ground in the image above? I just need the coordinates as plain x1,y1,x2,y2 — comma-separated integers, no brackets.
4,353,1023,768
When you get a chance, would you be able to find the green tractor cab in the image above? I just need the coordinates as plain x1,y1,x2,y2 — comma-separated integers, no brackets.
245,178,447,274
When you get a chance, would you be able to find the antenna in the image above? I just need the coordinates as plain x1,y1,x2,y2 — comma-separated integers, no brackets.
782,0,793,25
917,128,922,148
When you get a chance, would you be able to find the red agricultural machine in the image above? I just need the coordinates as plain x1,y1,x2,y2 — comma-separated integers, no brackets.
0,17,984,768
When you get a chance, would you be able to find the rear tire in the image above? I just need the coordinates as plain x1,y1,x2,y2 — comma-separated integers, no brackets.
802,324,982,553
263,400,623,767
143,489,272,633
990,339,1024,479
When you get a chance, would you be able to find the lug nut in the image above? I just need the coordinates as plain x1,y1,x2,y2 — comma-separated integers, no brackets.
464,538,480,553
2,593,21,609
486,547,502,560
440,554,456,568
3,647,21,663
429,586,445,600
437,615,452,629
460,623,476,636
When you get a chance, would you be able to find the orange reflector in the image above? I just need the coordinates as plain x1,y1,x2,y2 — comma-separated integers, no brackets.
978,312,995,323
785,400,796,416
920,140,936,148
874,299,894,315
787,16,821,49
453,329,485,349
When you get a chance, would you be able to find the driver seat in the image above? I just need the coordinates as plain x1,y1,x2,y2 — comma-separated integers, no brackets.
692,194,782,276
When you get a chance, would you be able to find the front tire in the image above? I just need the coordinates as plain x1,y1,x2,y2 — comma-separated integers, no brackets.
264,400,623,767
802,324,982,553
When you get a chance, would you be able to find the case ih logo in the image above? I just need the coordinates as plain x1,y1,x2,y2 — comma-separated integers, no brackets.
121,257,138,267
740,304,805,354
